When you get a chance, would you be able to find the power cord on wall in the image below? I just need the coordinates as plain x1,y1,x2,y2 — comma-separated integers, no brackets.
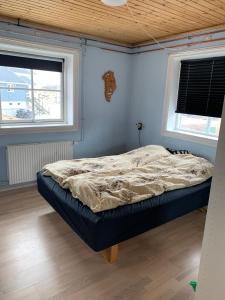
138,130,141,147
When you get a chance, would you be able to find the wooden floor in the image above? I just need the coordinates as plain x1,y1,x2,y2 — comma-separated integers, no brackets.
0,186,206,300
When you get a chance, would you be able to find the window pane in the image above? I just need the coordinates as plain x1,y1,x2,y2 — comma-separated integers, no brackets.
34,91,61,120
1,90,32,121
0,66,31,89
176,114,221,138
33,70,61,90
178,114,208,134
208,118,221,136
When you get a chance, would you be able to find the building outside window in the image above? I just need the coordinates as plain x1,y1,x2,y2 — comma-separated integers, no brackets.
0,38,79,134
0,66,62,122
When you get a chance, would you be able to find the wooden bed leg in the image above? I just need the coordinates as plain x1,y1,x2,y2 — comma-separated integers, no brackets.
102,244,119,263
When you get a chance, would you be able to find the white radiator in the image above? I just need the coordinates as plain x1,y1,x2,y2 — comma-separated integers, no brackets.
7,141,73,185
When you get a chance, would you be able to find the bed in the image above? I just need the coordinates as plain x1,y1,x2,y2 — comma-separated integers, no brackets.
37,167,211,262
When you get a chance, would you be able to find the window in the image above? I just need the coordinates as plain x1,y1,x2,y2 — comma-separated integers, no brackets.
162,48,225,146
175,114,221,138
176,57,225,118
0,53,63,123
0,38,79,134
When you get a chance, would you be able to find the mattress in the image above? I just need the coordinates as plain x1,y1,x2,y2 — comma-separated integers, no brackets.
37,171,211,252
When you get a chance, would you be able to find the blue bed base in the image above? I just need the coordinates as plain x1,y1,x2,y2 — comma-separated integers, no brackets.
37,172,211,252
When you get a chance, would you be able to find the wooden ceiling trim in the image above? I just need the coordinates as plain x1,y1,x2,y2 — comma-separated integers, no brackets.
155,0,224,24
133,0,219,25
0,0,225,45
1,0,211,36
3,0,205,34
179,0,225,21
109,0,217,34
126,7,206,32
0,16,133,47
86,0,205,27
182,0,225,18
14,0,197,35
130,0,210,26
178,0,224,22
192,0,225,17
125,1,223,41
0,7,141,35
0,1,174,34
0,4,189,42
126,4,208,33
1,15,147,44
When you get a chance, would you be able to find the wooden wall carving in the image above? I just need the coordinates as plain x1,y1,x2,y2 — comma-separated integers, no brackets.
102,71,116,102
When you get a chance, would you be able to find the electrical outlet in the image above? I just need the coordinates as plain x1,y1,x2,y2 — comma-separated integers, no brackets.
136,122,143,130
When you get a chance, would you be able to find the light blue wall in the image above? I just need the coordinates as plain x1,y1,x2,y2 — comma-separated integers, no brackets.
0,23,222,186
127,49,217,162
0,36,131,185
76,46,131,158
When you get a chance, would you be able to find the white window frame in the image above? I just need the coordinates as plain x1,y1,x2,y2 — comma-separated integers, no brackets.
0,37,80,134
161,46,225,147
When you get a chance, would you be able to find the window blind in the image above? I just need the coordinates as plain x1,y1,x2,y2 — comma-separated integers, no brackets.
0,53,63,72
176,56,225,118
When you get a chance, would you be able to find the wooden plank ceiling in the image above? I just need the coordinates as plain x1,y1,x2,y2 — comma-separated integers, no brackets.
0,0,225,46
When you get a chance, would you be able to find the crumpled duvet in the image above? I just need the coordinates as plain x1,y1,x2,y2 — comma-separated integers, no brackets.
43,145,213,212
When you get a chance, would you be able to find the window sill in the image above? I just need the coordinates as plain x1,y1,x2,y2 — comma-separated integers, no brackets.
162,128,218,147
0,123,78,134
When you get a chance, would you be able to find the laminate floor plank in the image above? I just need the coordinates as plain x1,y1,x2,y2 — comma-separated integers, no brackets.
0,186,205,299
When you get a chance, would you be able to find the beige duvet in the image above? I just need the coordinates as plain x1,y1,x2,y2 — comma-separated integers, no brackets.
43,145,213,212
